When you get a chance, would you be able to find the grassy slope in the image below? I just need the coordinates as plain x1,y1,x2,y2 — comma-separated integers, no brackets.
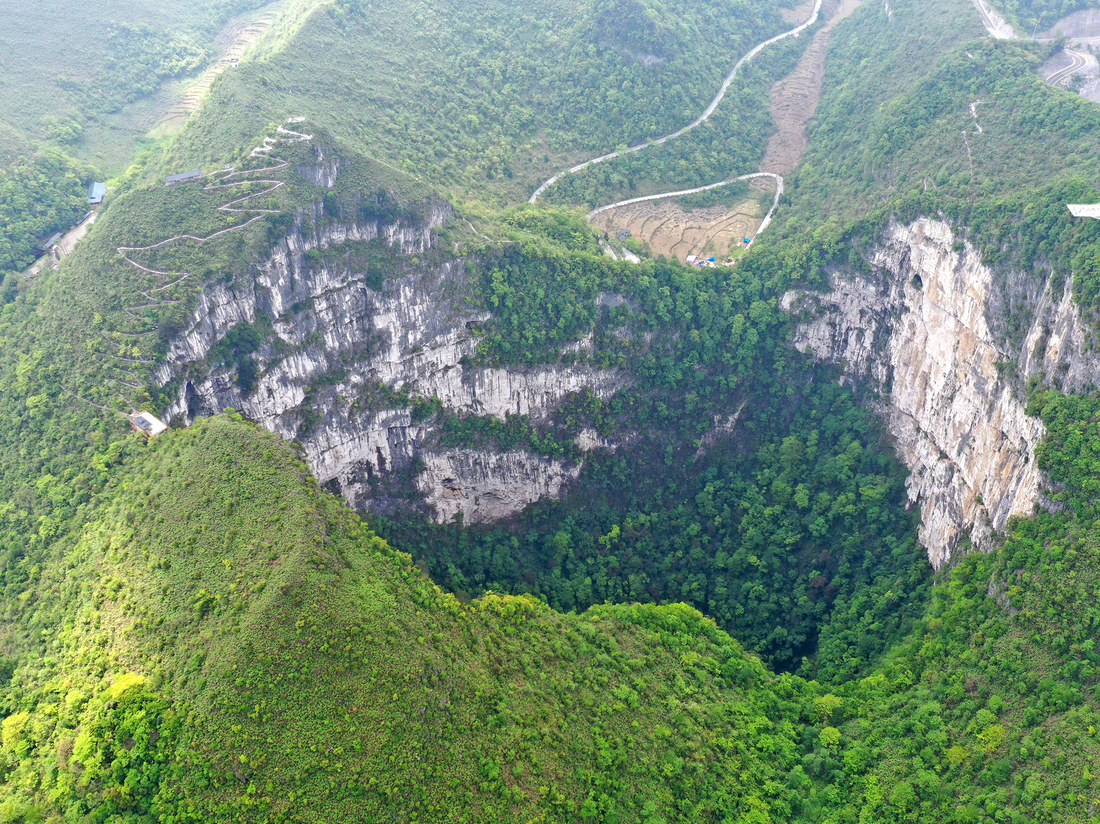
1,415,813,823
3,390,1100,823
724,4,1100,814
18,125,429,400
773,0,984,230
0,126,443,635
0,0,279,171
762,0,1100,338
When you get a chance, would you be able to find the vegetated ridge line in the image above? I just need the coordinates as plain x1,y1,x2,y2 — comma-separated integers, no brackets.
971,0,1093,91
98,122,312,402
529,0,823,203
588,171,785,236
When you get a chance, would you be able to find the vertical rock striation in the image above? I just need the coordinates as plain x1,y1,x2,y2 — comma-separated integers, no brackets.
782,217,1100,568
158,204,627,522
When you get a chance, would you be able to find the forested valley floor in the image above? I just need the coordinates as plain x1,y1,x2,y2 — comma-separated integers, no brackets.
4,0,1100,822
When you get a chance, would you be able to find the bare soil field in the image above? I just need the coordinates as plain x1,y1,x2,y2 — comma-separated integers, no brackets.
760,0,865,177
591,196,766,262
150,0,287,138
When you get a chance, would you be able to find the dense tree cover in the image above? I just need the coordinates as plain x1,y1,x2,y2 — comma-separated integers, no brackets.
793,388,1100,824
1000,0,1100,30
168,0,799,203
379,238,929,676
0,416,824,823
760,0,1100,339
395,378,928,678
1029,387,1100,513
7,0,1100,820
0,152,90,287
4,399,1100,822
539,48,800,208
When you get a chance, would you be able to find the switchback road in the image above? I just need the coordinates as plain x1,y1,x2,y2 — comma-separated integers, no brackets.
529,0,822,205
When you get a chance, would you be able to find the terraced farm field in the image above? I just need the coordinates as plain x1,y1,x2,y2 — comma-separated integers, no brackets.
591,195,766,261
150,0,287,138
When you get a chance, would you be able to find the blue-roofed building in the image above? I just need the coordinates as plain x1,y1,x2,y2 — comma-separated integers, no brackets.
88,182,106,204
164,170,204,186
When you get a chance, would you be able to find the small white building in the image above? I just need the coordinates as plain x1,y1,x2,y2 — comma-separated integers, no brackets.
129,412,168,437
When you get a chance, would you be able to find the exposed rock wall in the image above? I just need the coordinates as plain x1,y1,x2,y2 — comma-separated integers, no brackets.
417,450,584,524
159,205,627,522
782,217,1099,568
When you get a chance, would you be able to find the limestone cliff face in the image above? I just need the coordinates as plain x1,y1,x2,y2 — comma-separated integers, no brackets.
417,450,584,524
782,217,1100,568
158,205,627,522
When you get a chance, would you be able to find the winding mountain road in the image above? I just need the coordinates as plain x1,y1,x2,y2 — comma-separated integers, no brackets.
116,123,312,319
971,0,1095,92
529,0,822,207
970,0,1016,39
1046,46,1090,84
100,123,311,400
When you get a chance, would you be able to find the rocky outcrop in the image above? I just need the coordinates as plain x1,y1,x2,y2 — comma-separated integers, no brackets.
159,203,627,522
417,450,584,524
782,217,1100,568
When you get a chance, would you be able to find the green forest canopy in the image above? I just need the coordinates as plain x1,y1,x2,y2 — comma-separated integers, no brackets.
4,0,1100,820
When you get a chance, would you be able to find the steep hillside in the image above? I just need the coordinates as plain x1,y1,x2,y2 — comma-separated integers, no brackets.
1004,0,1100,29
0,0,284,167
0,414,814,823
8,0,1100,821
166,0,802,203
77,123,924,676
740,0,1100,565
0,116,925,683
